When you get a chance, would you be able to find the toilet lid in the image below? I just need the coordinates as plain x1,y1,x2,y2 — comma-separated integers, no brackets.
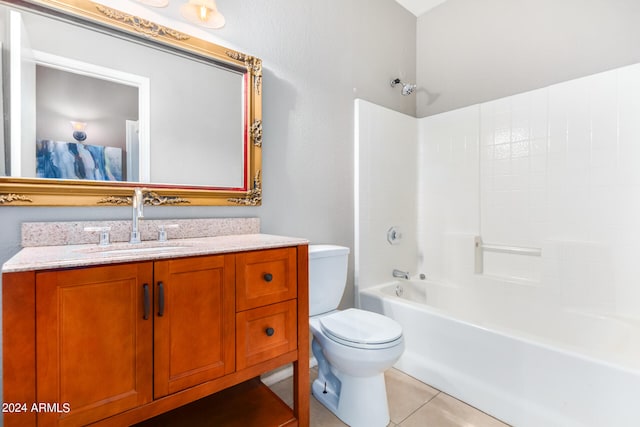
319,308,402,346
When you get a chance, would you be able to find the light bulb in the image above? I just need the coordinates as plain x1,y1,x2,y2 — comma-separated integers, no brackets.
180,0,225,29
199,4,208,21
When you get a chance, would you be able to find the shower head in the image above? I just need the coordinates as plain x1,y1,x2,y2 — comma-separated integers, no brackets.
390,78,416,96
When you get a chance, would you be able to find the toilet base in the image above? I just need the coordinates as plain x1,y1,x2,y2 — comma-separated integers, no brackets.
312,372,390,427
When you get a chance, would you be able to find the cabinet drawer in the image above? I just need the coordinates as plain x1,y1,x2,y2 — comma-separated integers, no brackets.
236,247,297,311
236,300,297,370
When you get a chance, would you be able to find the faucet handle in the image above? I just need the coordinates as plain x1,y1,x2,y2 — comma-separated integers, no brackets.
84,226,111,246
158,224,179,242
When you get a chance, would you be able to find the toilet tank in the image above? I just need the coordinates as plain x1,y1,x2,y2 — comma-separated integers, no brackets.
308,245,350,317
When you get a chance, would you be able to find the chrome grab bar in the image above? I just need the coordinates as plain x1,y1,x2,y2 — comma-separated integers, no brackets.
476,241,542,257
474,236,542,274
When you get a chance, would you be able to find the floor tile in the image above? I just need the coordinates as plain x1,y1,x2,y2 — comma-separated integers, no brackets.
267,367,508,427
399,392,509,427
384,368,439,424
307,368,348,426
267,373,294,408
309,393,348,427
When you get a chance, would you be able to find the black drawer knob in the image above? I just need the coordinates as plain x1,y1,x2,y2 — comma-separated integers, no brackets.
263,273,273,282
265,327,275,337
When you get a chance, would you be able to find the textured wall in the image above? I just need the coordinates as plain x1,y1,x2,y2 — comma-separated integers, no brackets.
416,0,640,117
0,0,416,401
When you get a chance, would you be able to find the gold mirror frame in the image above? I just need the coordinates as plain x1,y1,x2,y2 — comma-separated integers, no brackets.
0,0,262,206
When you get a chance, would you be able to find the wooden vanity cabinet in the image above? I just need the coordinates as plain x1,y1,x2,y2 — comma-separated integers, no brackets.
3,244,309,427
34,254,235,426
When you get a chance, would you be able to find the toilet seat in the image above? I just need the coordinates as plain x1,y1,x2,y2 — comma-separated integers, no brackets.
319,308,403,349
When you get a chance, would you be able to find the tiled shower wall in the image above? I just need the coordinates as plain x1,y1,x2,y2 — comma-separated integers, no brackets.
420,63,640,317
418,105,479,287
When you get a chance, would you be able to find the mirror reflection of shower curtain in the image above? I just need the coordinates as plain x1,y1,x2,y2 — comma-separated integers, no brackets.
126,119,139,182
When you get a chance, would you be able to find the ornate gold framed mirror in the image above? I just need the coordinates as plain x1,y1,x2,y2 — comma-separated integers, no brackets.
0,0,262,206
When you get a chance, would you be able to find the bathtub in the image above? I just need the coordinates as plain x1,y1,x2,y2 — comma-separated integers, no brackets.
359,279,640,427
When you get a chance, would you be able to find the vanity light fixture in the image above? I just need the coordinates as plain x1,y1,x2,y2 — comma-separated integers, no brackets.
70,121,87,142
180,0,225,29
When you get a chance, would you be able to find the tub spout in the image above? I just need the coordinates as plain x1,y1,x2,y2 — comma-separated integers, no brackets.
393,269,409,280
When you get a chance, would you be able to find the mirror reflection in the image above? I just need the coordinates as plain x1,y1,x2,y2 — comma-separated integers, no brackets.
2,2,247,190
35,64,139,182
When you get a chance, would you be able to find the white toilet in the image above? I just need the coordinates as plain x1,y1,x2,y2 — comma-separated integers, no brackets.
309,245,404,427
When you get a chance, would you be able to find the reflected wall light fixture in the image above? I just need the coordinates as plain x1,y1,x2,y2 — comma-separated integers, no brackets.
135,0,225,29
70,121,87,142
180,0,225,29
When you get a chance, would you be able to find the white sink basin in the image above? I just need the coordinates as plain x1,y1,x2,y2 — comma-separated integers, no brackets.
97,245,185,256
77,243,189,256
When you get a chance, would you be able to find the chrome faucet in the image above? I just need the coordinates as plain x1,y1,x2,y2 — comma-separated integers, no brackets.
392,269,409,280
130,188,145,244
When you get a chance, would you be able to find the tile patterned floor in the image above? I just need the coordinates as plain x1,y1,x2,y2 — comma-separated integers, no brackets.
268,367,509,427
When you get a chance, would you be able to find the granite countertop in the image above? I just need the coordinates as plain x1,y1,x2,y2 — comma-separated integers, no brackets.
2,234,309,273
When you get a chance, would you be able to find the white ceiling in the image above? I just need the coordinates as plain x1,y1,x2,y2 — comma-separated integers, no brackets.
395,0,449,17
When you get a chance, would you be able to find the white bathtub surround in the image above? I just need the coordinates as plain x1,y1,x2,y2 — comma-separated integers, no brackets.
419,63,640,314
354,99,419,301
360,281,640,427
359,63,640,311
355,63,640,426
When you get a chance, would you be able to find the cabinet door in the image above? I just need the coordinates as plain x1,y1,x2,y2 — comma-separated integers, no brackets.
36,262,153,426
153,254,235,398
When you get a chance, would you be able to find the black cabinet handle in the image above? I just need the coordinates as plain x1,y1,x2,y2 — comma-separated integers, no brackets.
143,284,150,320
263,273,273,282
265,327,275,337
157,282,165,317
